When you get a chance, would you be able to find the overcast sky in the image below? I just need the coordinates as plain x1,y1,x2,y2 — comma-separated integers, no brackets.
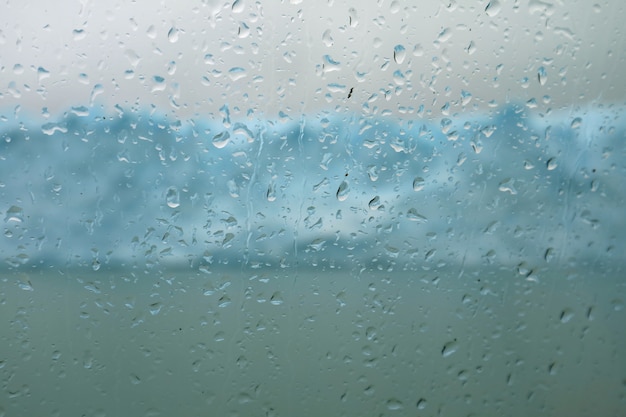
2,0,625,121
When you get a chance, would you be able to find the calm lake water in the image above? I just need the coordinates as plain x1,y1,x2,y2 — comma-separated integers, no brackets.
1,265,625,417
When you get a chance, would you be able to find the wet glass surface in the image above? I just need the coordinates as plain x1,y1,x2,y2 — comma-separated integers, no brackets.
1,1,625,415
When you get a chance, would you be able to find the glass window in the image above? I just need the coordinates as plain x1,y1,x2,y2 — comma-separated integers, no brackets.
1,1,625,416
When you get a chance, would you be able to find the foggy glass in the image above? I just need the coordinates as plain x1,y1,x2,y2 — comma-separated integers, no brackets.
1,1,625,416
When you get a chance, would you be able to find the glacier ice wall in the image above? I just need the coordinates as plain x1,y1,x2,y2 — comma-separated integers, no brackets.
1,104,625,272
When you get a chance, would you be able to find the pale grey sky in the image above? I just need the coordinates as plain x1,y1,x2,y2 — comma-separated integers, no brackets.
1,0,624,121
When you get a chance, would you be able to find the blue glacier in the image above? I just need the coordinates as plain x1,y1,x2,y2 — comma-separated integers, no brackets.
1,104,624,272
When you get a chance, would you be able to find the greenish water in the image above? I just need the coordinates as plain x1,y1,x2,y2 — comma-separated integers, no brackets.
1,266,625,417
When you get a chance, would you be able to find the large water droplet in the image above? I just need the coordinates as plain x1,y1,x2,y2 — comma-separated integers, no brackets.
336,180,349,201
406,208,427,223
228,67,247,81
412,177,425,191
485,0,502,17
416,398,428,410
166,187,180,208
560,308,574,323
5,205,24,223
442,339,459,357
270,291,284,305
232,0,244,13
368,196,381,210
322,29,334,47
460,90,472,106
546,157,558,170
498,178,517,195
167,27,179,43
150,302,163,315
386,398,404,410
212,131,231,148
89,84,104,105
37,66,50,83
393,45,406,64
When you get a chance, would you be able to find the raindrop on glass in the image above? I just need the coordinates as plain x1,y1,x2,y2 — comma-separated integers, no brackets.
412,177,425,191
336,180,349,201
4,205,24,223
167,27,179,43
266,182,276,202
166,187,180,208
393,45,406,64
212,131,231,149
442,339,459,357
485,0,502,17
386,398,404,411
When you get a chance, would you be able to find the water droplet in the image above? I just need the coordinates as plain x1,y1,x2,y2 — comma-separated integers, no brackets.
442,339,458,357
322,29,334,47
498,178,517,195
18,274,33,290
485,0,502,17
41,122,68,136
392,70,405,85
537,66,547,86
266,183,276,202
89,83,104,105
528,0,555,15
390,0,401,13
368,196,381,210
367,165,379,181
130,373,141,385
166,187,180,208
386,398,404,410
413,44,424,56
546,157,557,170
416,398,428,410
560,308,574,323
37,66,50,83
146,25,157,39
149,302,162,315
227,180,239,198
436,27,452,43
231,0,244,13
393,45,406,64
218,295,232,308
270,291,284,305
406,208,427,223
412,177,425,191
348,8,359,27
228,67,247,81
83,351,93,369
151,75,166,92
322,55,341,73
237,22,250,38
308,239,326,252
460,90,472,106
212,131,231,148
167,27,179,43
466,40,477,55
336,180,349,201
5,205,24,223
72,28,86,41
570,117,582,129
